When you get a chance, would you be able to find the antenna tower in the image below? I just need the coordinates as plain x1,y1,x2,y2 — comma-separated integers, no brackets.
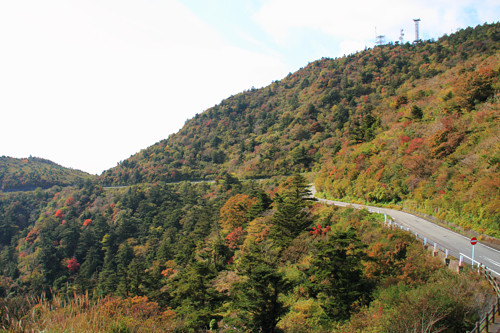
413,18,421,43
375,27,385,46
376,34,385,46
399,29,404,44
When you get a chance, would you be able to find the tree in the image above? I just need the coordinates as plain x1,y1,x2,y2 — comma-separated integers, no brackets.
271,174,315,247
411,105,423,119
219,194,257,232
307,228,371,321
66,258,80,272
171,261,222,330
232,263,290,333
232,241,290,332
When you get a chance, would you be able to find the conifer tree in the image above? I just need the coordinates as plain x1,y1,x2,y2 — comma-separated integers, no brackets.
271,174,315,247
307,228,371,321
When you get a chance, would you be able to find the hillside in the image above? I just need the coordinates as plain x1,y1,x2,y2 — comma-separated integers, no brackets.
0,176,494,332
0,23,499,332
101,23,500,236
0,156,94,191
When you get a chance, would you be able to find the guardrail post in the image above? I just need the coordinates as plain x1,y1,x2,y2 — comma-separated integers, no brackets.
486,309,490,332
445,249,448,258
459,254,463,266
424,237,427,245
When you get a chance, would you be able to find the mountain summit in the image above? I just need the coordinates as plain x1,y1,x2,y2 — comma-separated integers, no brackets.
102,23,499,235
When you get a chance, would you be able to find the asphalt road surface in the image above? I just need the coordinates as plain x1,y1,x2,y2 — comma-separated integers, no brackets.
311,186,500,276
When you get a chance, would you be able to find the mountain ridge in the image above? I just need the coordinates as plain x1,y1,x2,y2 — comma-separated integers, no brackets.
100,22,500,236
0,155,94,192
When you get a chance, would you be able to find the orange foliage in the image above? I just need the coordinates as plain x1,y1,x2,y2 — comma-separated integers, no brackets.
83,219,92,226
100,296,174,321
309,224,331,236
54,209,64,219
65,196,75,206
25,228,40,244
219,194,257,231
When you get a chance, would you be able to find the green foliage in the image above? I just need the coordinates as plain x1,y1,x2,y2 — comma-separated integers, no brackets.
98,23,499,238
0,156,94,191
271,174,316,247
307,228,371,321
1,22,499,332
232,263,291,332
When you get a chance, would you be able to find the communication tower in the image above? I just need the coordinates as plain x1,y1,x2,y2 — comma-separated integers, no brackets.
376,34,386,46
413,19,421,43
399,29,404,44
375,27,385,46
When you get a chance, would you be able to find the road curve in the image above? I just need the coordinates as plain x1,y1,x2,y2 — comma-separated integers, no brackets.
311,186,500,276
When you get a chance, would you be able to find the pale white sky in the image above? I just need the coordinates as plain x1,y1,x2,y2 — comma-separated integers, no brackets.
1,0,498,174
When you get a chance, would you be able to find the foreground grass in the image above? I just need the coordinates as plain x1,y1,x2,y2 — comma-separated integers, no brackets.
0,292,180,332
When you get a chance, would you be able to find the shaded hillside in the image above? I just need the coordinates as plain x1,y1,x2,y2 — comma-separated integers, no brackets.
101,23,500,236
0,176,493,332
0,156,94,191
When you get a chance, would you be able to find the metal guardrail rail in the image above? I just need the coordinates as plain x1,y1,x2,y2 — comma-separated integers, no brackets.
320,197,500,333
467,267,500,333
379,212,500,333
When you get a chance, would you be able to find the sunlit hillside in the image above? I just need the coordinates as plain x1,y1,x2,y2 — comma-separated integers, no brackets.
102,23,500,236
0,156,94,192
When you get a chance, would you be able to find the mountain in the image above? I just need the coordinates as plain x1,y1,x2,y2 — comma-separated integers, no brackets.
0,156,94,191
101,23,500,236
0,23,498,332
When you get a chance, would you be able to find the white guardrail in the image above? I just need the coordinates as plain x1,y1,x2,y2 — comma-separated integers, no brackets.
365,208,500,278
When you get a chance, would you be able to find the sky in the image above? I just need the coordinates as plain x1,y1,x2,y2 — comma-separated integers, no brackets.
1,0,498,175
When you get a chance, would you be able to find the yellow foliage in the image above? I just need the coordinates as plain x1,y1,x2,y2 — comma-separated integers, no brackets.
219,193,257,232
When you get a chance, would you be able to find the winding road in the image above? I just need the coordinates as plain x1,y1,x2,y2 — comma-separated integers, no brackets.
311,186,500,276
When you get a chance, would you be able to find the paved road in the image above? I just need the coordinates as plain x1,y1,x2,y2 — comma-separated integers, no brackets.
311,187,500,276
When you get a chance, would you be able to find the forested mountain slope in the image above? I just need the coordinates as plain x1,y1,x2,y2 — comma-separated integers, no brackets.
0,23,499,332
0,156,94,191
102,23,500,236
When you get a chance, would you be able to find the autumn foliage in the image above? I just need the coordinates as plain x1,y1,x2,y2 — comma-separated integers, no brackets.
219,193,257,232
66,258,80,272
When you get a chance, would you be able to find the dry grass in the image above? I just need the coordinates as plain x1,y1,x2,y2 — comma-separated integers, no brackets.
1,292,180,332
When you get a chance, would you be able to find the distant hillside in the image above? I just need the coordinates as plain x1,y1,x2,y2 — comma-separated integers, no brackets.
101,23,499,235
0,156,94,191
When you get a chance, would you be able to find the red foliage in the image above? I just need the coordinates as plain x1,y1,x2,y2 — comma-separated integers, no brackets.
225,227,246,249
65,196,75,205
66,258,80,272
54,209,64,219
83,219,92,226
401,135,410,144
310,224,331,236
404,138,424,154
